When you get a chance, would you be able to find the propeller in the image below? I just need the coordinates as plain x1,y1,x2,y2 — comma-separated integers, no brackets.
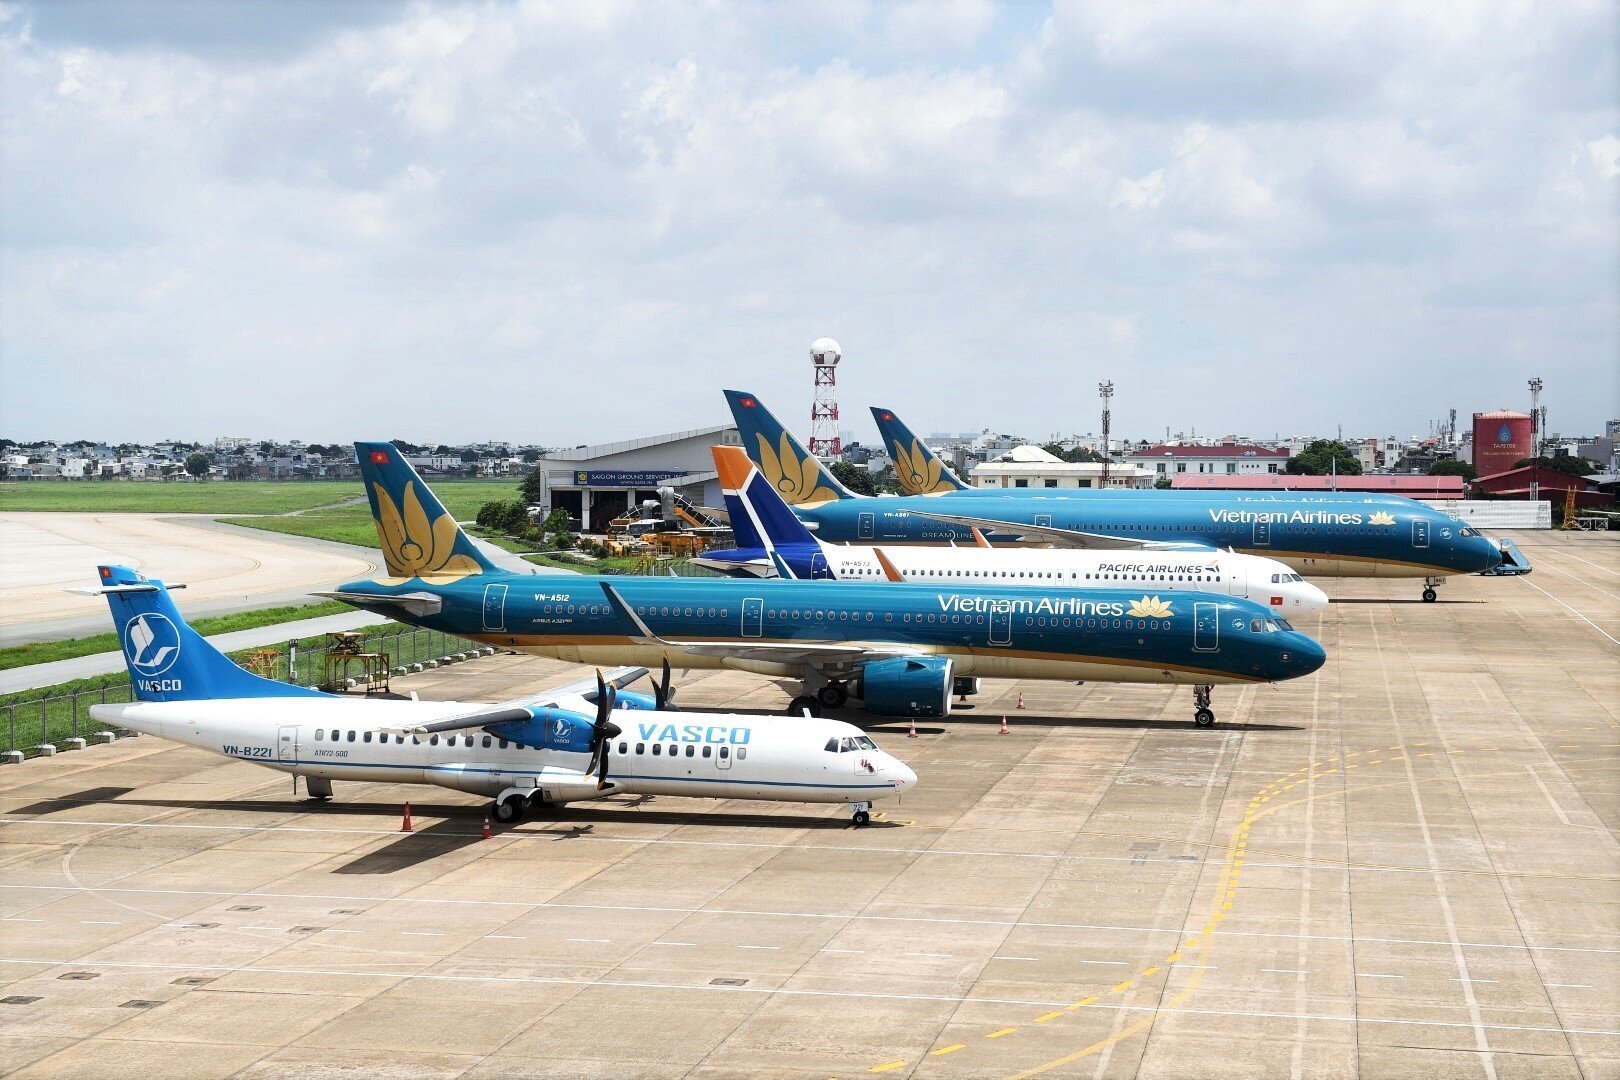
653,656,677,711
589,669,623,790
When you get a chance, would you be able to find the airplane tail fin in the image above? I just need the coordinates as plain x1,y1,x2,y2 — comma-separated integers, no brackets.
723,389,856,505
82,565,323,703
869,405,970,494
712,445,821,553
355,442,497,580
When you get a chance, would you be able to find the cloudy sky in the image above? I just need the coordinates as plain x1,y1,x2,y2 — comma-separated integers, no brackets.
2,0,1615,447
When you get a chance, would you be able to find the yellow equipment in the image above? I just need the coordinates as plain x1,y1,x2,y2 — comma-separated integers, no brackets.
321,631,391,694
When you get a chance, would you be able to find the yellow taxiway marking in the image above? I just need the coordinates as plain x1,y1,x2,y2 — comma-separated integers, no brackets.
870,1062,906,1073
987,1028,1016,1038
930,1044,964,1056
1035,1011,1064,1023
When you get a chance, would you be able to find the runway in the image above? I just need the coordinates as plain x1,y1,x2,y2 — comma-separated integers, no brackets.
0,530,1614,1077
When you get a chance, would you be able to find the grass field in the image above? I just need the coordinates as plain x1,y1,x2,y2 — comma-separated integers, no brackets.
216,481,521,548
0,599,354,671
0,479,519,515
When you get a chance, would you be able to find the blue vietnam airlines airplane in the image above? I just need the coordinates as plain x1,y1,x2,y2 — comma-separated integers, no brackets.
725,390,1523,601
323,443,1326,727
81,565,915,827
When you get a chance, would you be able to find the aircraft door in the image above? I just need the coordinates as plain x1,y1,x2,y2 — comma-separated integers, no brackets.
1252,519,1271,546
989,605,1012,646
810,552,830,579
481,584,508,631
716,743,733,770
277,725,298,764
1034,514,1052,528
1226,563,1245,597
858,512,875,539
1412,518,1429,549
741,597,764,637
1193,602,1220,652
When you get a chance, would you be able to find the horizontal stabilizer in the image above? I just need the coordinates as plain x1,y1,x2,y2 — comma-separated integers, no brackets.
316,590,444,617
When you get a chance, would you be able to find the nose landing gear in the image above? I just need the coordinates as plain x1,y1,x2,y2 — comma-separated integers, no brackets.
851,801,872,827
1422,576,1444,603
1193,685,1216,728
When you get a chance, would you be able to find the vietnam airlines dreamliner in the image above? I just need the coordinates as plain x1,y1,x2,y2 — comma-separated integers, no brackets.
725,390,1516,601
695,445,1330,617
81,565,915,826
323,443,1325,727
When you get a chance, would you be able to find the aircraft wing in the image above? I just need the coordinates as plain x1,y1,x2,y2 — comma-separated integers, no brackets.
315,590,444,617
903,510,1215,551
410,665,649,734
597,583,918,673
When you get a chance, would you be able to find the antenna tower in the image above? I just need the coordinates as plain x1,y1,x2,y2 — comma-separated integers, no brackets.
1528,377,1544,459
807,338,842,459
1098,380,1114,485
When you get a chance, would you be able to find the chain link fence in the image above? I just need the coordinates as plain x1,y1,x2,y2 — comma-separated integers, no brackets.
1,624,487,760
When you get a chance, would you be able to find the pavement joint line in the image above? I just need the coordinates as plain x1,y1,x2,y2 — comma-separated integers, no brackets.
1356,973,1403,979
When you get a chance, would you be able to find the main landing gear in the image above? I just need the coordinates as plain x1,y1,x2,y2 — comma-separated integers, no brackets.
304,777,333,802
851,801,872,828
492,789,527,824
787,695,821,717
1193,685,1216,728
1422,576,1444,603
817,682,850,709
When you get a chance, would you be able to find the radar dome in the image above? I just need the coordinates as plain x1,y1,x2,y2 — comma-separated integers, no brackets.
810,338,841,366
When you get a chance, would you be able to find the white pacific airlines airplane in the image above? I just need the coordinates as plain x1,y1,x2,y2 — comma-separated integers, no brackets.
698,445,1330,617
80,564,916,827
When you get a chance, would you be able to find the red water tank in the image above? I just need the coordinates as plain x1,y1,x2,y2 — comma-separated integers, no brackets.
1472,410,1534,476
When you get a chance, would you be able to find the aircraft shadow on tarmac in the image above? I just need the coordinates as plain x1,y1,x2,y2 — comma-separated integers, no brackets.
1332,598,1480,604
860,713,1306,733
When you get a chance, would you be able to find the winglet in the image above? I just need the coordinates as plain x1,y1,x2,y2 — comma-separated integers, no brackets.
873,548,906,583
598,582,667,643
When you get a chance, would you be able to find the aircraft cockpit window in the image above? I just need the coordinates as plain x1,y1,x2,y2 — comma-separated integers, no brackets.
839,737,856,752
1275,618,1295,631
1271,573,1280,583
825,738,839,753
1250,619,1264,633
1460,527,1477,537
855,736,877,750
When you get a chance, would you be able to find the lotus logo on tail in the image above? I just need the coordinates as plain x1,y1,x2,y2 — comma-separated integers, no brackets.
890,438,954,495
1368,511,1397,526
372,481,484,582
1127,596,1174,619
124,612,181,676
755,433,840,506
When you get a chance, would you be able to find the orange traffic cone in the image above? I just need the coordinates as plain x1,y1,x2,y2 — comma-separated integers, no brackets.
400,803,414,832
481,816,492,839
908,717,918,738
999,716,1009,735
1016,692,1026,710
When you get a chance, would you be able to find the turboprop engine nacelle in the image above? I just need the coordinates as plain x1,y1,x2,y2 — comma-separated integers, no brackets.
486,707,596,753
858,656,955,718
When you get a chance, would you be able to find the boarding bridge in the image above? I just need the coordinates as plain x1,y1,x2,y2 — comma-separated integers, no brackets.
1427,500,1552,529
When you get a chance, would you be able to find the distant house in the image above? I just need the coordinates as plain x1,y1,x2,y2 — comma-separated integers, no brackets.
1127,443,1290,480
1472,466,1608,510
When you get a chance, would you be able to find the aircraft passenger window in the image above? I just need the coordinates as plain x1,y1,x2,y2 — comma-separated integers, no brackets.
347,731,356,742
363,732,372,743
652,744,661,756
825,738,838,752
686,745,695,757
885,613,893,622
484,736,493,748
429,735,439,745
635,743,645,754
702,746,712,758
315,730,324,741
738,747,747,760
719,746,729,759
499,739,509,749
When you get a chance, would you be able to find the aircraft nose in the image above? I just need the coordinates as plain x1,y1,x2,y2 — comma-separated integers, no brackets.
1285,635,1328,677
1480,539,1505,572
890,759,918,792
1298,582,1330,613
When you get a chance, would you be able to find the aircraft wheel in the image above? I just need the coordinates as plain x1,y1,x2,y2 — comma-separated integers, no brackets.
1194,708,1216,728
787,695,821,718
852,810,871,827
524,793,550,814
817,683,849,709
1422,587,1438,603
493,795,524,824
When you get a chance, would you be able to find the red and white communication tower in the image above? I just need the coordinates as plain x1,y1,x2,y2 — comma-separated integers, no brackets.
807,337,842,459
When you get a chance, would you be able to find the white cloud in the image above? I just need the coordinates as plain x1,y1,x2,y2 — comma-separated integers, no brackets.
0,0,1615,444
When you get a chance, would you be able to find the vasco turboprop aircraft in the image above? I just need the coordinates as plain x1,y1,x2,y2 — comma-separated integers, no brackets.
724,390,1518,601
695,446,1330,617
81,565,916,826
322,444,1325,726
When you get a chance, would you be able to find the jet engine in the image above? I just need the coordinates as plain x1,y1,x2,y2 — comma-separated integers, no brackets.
856,656,954,718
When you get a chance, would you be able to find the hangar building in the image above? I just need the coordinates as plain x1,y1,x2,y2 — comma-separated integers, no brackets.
533,425,740,531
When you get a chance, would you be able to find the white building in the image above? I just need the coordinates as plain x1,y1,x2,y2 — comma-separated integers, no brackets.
1127,443,1290,480
970,444,1152,490
535,424,741,531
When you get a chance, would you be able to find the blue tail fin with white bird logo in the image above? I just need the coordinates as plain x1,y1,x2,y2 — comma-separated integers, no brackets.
87,565,323,702
869,405,970,494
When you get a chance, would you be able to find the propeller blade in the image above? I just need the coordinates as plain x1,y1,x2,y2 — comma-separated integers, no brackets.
655,657,675,710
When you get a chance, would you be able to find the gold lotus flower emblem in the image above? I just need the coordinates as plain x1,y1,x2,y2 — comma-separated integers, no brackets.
372,480,483,582
890,437,954,495
756,432,840,506
1127,595,1174,619
1368,511,1397,526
